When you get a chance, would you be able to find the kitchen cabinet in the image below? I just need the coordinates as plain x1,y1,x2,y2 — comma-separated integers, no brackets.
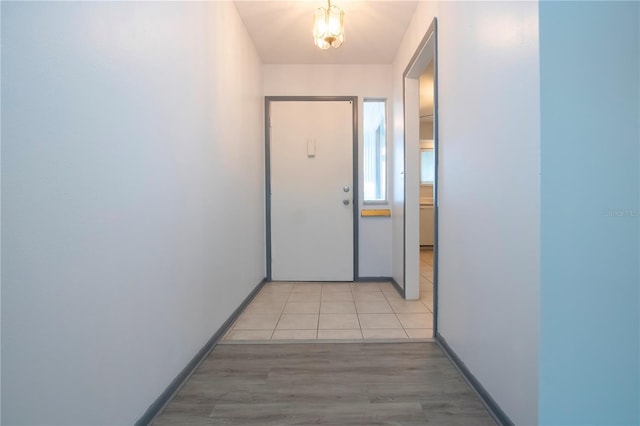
420,205,434,246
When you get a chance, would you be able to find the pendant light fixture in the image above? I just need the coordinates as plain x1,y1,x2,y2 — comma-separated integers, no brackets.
313,0,345,50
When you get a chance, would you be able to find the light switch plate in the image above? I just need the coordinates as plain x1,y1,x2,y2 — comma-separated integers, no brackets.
307,139,316,157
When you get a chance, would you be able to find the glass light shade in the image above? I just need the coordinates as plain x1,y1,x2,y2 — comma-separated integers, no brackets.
313,2,344,49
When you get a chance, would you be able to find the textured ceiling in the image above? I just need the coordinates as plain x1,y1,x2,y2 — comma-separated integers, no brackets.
234,1,418,64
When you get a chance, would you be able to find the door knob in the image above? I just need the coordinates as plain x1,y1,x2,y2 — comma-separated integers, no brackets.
343,186,350,193
343,199,350,206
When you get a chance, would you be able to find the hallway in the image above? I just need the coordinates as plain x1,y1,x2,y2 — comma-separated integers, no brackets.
152,342,496,425
3,2,637,425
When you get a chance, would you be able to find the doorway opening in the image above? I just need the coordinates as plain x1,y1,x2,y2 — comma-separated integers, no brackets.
403,19,438,331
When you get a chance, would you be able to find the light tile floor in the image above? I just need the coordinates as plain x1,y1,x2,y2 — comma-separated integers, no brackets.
222,249,434,343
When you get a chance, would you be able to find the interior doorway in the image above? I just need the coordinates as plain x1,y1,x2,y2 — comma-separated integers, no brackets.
403,19,438,330
418,60,436,317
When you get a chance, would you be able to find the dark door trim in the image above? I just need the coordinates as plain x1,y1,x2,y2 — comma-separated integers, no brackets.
265,96,359,282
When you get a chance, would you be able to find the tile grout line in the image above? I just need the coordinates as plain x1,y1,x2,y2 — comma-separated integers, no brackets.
383,289,409,338
314,287,321,340
352,286,364,339
318,284,326,339
270,282,295,340
270,287,290,339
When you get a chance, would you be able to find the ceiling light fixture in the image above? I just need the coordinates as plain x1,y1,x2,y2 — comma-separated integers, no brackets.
313,0,344,50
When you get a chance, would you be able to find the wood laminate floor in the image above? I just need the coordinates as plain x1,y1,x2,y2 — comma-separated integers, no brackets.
153,342,496,426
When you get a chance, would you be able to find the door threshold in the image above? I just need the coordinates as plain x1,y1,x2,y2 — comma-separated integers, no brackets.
219,338,435,345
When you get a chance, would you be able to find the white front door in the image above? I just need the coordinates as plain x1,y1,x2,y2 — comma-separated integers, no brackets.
270,100,354,281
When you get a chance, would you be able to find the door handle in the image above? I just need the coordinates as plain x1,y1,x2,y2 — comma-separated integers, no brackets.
343,199,350,206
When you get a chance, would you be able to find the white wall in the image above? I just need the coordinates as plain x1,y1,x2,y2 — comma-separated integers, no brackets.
391,64,406,289
264,64,393,278
392,2,540,424
1,2,264,425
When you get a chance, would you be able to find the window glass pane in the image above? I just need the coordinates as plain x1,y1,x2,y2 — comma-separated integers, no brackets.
421,149,435,183
363,100,386,201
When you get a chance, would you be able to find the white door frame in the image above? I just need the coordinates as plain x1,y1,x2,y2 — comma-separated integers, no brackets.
265,96,359,281
402,19,438,324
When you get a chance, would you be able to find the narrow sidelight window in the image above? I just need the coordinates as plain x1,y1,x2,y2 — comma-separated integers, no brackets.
420,148,435,184
363,99,387,202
